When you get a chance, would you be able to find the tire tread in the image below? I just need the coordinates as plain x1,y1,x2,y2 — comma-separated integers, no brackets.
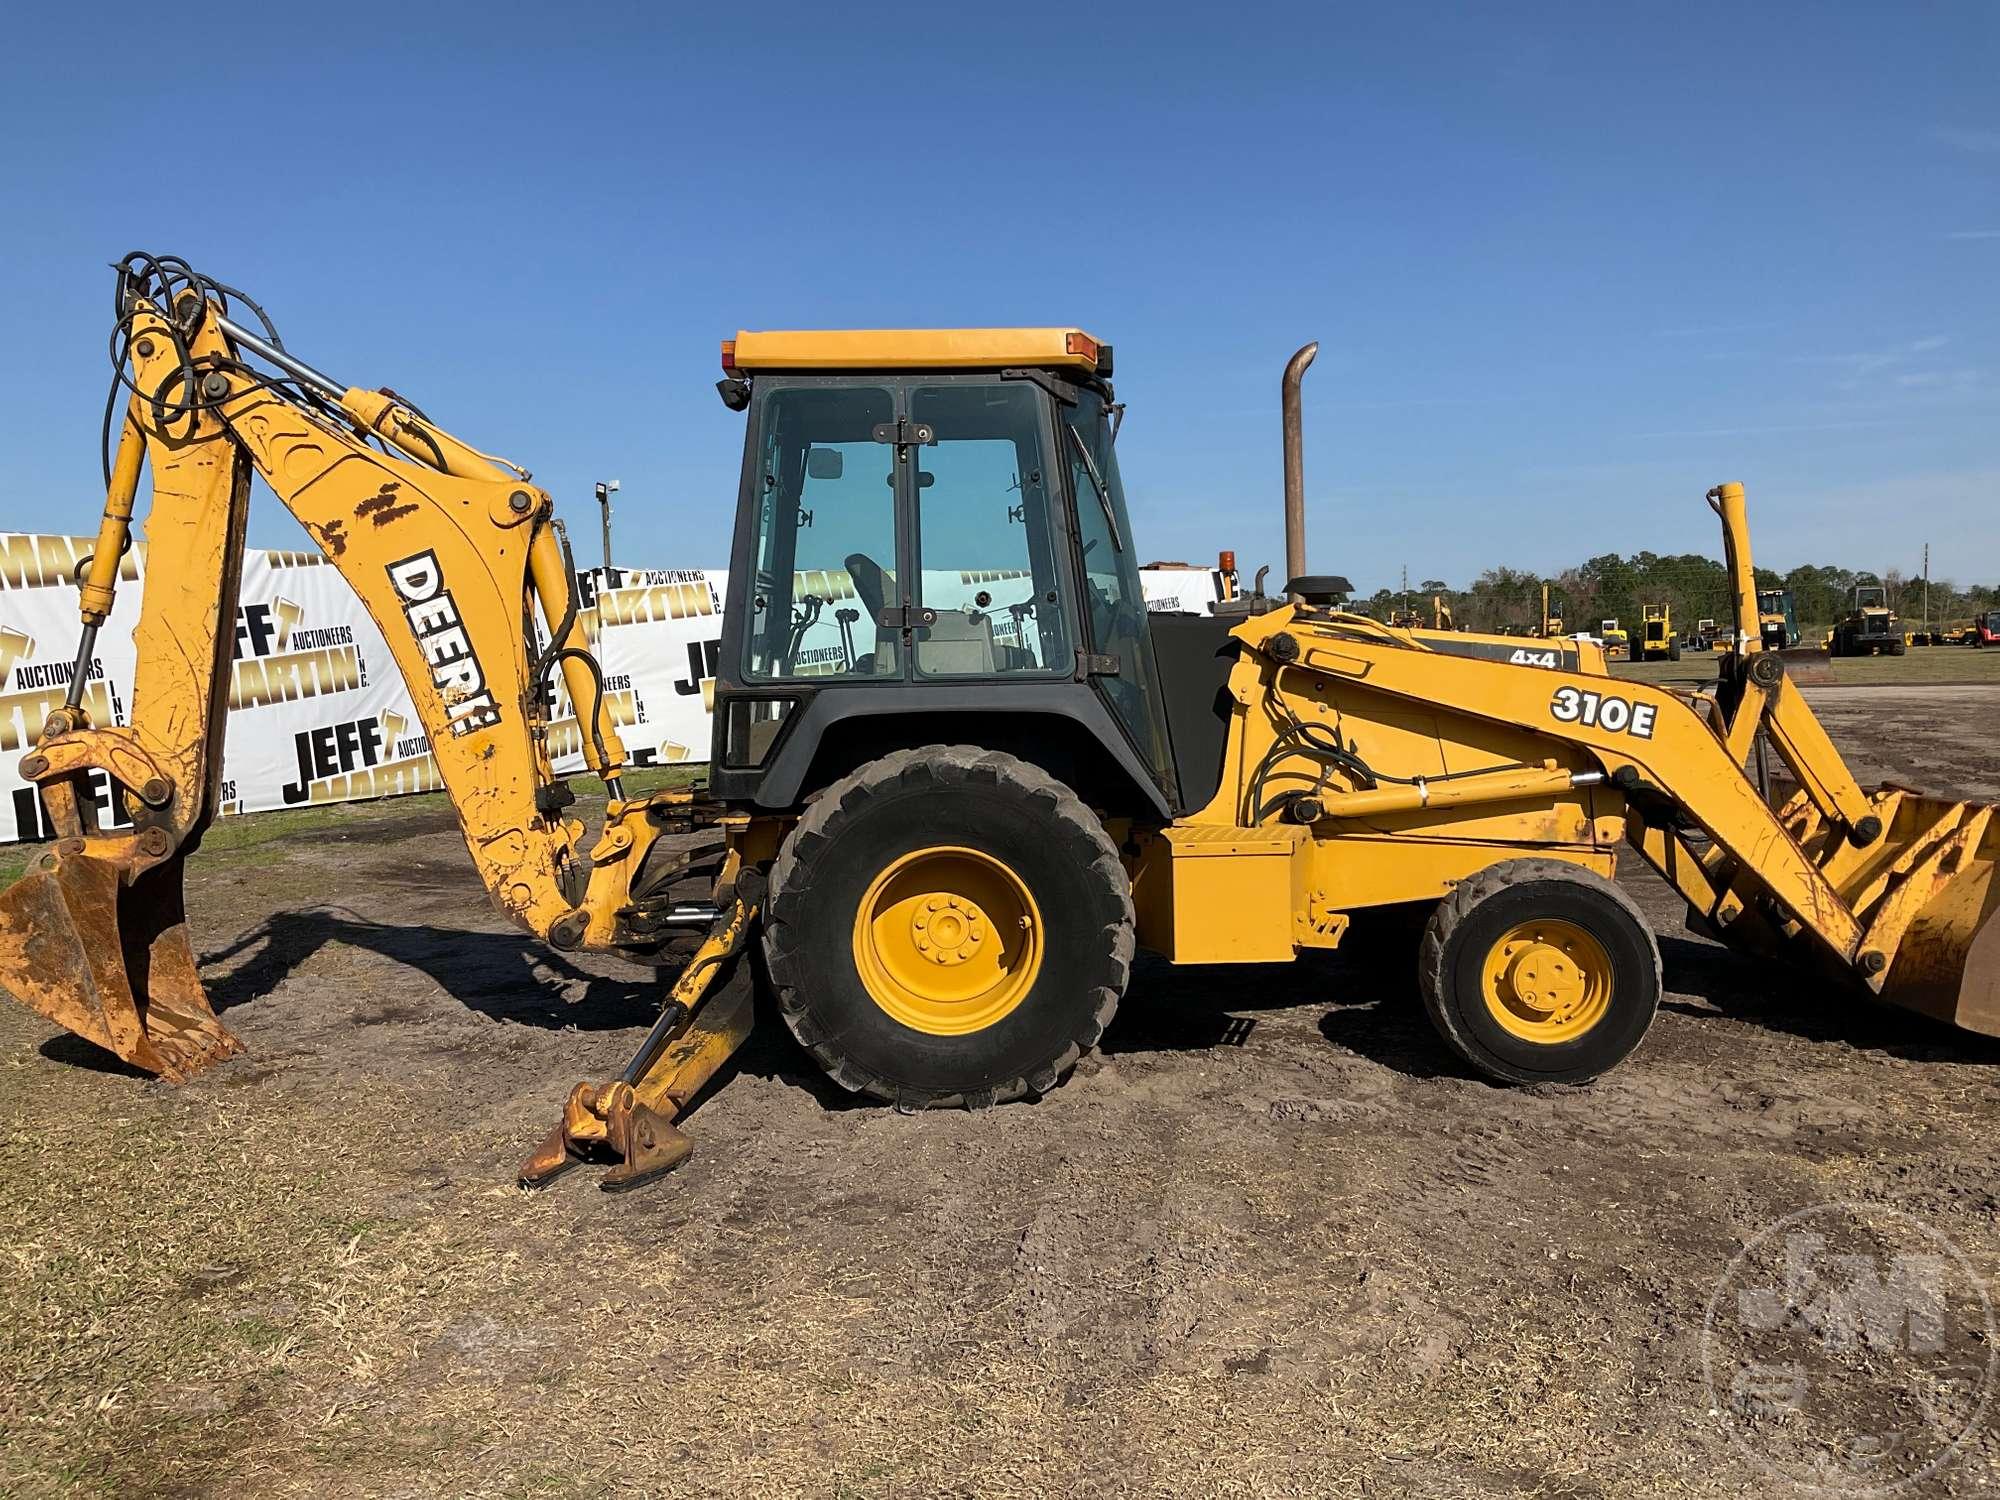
1418,857,1660,1084
764,745,1133,1109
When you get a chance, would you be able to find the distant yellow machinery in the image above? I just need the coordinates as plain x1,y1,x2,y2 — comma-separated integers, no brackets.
1831,585,1905,657
1633,603,1680,662
1,257,1995,1195
1757,589,1800,650
1532,585,1566,639
1598,618,1630,660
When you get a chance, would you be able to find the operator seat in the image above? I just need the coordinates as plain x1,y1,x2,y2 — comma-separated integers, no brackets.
843,552,898,674
845,552,887,622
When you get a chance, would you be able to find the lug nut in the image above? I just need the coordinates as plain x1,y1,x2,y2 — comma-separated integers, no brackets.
138,827,170,856
509,490,534,513
139,776,170,805
201,371,231,400
134,338,156,358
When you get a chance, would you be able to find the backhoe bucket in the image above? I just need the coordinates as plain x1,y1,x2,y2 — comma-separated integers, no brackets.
1866,797,2000,1036
0,852,242,1082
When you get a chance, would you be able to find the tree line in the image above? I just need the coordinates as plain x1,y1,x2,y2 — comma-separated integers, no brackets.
1361,554,2000,637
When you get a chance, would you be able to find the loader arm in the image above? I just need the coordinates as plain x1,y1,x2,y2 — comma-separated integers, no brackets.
0,261,748,1133
1213,479,1998,1033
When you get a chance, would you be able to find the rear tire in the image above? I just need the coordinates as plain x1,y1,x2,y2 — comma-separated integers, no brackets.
762,746,1133,1109
1418,859,1660,1085
1667,639,1681,662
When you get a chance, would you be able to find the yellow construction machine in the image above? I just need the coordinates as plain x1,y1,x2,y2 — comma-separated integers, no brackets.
4,257,1997,1192
1831,584,1906,658
1757,588,1800,650
1633,604,1680,662
1531,584,1566,639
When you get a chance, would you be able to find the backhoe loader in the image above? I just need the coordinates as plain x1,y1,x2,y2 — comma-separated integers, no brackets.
3,257,1996,1193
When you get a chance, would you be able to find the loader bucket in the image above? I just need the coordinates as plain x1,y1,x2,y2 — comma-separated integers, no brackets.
1869,798,2000,1036
0,852,243,1082
1773,645,1836,685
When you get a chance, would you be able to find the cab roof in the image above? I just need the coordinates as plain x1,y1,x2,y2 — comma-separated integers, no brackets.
725,327,1108,375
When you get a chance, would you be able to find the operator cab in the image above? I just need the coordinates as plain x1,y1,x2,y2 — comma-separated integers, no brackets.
709,329,1188,819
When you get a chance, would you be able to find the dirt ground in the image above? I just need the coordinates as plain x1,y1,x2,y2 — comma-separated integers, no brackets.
4,687,2000,1498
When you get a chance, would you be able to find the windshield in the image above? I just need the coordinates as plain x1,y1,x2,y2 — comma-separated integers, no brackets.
740,378,1078,683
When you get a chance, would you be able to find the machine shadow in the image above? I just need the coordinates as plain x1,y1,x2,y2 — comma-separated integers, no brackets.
200,907,666,1032
194,911,868,1116
1654,933,2000,1065
1109,904,1471,1083
36,1032,158,1078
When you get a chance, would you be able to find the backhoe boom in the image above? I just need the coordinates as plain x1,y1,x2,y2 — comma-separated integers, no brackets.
0,258,748,1173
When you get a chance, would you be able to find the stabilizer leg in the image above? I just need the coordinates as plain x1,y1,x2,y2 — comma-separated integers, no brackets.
518,899,756,1192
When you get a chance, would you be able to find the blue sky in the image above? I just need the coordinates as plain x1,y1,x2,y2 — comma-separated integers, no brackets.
1,4,1995,590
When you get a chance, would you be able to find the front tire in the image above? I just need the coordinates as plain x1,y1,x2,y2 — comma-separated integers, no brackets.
762,746,1133,1109
1418,859,1660,1085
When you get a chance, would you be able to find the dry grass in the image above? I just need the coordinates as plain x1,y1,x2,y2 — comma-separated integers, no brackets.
0,1061,1765,1499
1,714,1995,1496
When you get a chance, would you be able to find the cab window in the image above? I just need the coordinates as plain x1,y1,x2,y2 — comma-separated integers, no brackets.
744,385,897,679
909,383,1072,677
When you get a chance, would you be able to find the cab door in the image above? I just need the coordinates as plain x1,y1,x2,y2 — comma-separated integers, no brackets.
904,379,1074,680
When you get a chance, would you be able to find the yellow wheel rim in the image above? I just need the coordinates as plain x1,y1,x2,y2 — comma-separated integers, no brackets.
852,845,1043,1036
1479,918,1613,1044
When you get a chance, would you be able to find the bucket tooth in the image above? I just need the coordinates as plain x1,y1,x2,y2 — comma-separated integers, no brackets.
0,853,242,1082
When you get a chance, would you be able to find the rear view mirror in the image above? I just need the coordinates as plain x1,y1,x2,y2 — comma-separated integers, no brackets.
806,448,844,481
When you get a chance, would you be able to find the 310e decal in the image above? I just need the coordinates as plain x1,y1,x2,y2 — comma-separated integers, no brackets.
1550,685,1657,738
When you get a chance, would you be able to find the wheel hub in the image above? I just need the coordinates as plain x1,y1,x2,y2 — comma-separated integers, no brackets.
853,845,1043,1035
1480,918,1613,1044
913,895,986,966
1502,940,1588,1020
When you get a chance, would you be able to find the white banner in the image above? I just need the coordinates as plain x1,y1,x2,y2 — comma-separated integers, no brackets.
0,535,1216,843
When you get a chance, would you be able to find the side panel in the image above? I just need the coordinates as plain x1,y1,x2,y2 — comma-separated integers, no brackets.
1130,824,1302,964
1146,613,1237,815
